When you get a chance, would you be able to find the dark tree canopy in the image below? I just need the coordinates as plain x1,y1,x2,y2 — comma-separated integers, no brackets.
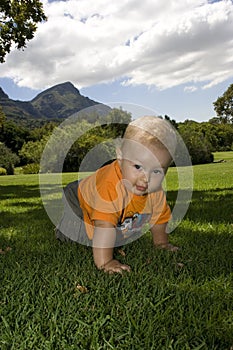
213,84,233,123
0,0,47,63
0,105,6,130
0,141,19,174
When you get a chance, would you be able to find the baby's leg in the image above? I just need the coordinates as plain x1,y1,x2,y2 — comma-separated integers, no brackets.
55,180,90,245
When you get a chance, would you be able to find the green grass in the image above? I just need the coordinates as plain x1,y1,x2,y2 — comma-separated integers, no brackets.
0,153,233,350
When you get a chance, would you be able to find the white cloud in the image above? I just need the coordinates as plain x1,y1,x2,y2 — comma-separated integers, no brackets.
0,0,233,91
184,85,198,92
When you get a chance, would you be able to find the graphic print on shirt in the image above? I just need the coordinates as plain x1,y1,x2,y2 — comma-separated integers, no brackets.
117,212,151,238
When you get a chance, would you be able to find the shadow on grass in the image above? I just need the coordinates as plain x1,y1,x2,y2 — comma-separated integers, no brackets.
167,188,233,224
0,184,62,200
0,184,232,282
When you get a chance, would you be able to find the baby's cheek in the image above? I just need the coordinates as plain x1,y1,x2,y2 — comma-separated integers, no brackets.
122,179,133,192
150,179,163,191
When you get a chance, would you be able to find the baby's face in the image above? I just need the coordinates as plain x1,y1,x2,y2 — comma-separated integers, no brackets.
117,140,172,196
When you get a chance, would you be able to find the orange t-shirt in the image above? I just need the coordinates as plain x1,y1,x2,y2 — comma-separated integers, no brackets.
78,160,171,240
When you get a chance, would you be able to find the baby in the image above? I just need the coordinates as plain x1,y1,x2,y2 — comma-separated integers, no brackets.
56,116,179,273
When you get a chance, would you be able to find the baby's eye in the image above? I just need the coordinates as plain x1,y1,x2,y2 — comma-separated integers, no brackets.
153,169,163,174
134,164,142,170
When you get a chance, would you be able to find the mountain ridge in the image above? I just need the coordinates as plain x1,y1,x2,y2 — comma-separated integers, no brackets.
0,82,107,126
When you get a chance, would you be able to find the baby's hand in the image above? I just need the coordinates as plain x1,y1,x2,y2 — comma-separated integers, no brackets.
155,243,180,252
102,259,131,274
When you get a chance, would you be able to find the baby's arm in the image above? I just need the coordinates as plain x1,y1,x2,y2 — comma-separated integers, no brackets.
151,223,179,252
92,220,131,273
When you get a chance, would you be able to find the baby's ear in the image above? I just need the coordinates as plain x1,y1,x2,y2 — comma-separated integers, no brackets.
116,147,122,163
115,138,123,164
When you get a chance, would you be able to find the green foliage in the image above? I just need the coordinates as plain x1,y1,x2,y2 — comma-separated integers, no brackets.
0,120,31,154
19,134,49,164
18,123,57,166
178,120,233,160
65,138,116,172
104,107,132,127
0,0,47,63
38,121,111,173
213,84,233,123
0,104,6,130
178,121,214,165
21,162,40,174
164,114,178,129
0,166,7,175
202,122,233,151
29,121,57,140
37,110,131,173
63,110,131,172
101,107,132,139
0,142,19,174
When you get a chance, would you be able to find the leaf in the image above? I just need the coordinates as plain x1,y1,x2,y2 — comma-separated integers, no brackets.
0,247,12,255
117,249,126,257
176,262,185,268
76,284,88,294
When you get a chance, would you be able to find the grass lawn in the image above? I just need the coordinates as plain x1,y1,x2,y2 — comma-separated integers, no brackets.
0,152,233,349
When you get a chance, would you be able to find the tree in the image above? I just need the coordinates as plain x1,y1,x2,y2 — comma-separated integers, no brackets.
202,121,233,151
0,142,19,174
164,115,178,129
213,84,233,123
0,0,47,63
0,120,31,154
178,121,214,165
100,107,132,138
38,115,129,173
19,134,49,164
0,105,6,131
63,125,116,172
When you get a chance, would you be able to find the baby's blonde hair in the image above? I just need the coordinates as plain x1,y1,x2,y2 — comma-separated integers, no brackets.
122,116,177,156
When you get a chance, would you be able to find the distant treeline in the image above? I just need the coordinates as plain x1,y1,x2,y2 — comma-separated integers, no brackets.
0,107,233,175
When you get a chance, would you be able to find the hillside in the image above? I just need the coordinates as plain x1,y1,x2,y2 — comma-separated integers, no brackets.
31,82,99,119
0,82,108,127
0,88,42,124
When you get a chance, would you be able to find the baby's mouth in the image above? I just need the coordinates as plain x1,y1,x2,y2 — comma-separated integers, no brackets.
136,185,148,192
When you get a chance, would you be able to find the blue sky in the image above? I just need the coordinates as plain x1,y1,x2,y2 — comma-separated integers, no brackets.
1,0,233,122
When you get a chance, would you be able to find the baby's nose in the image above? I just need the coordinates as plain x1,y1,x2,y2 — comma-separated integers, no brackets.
140,171,150,182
